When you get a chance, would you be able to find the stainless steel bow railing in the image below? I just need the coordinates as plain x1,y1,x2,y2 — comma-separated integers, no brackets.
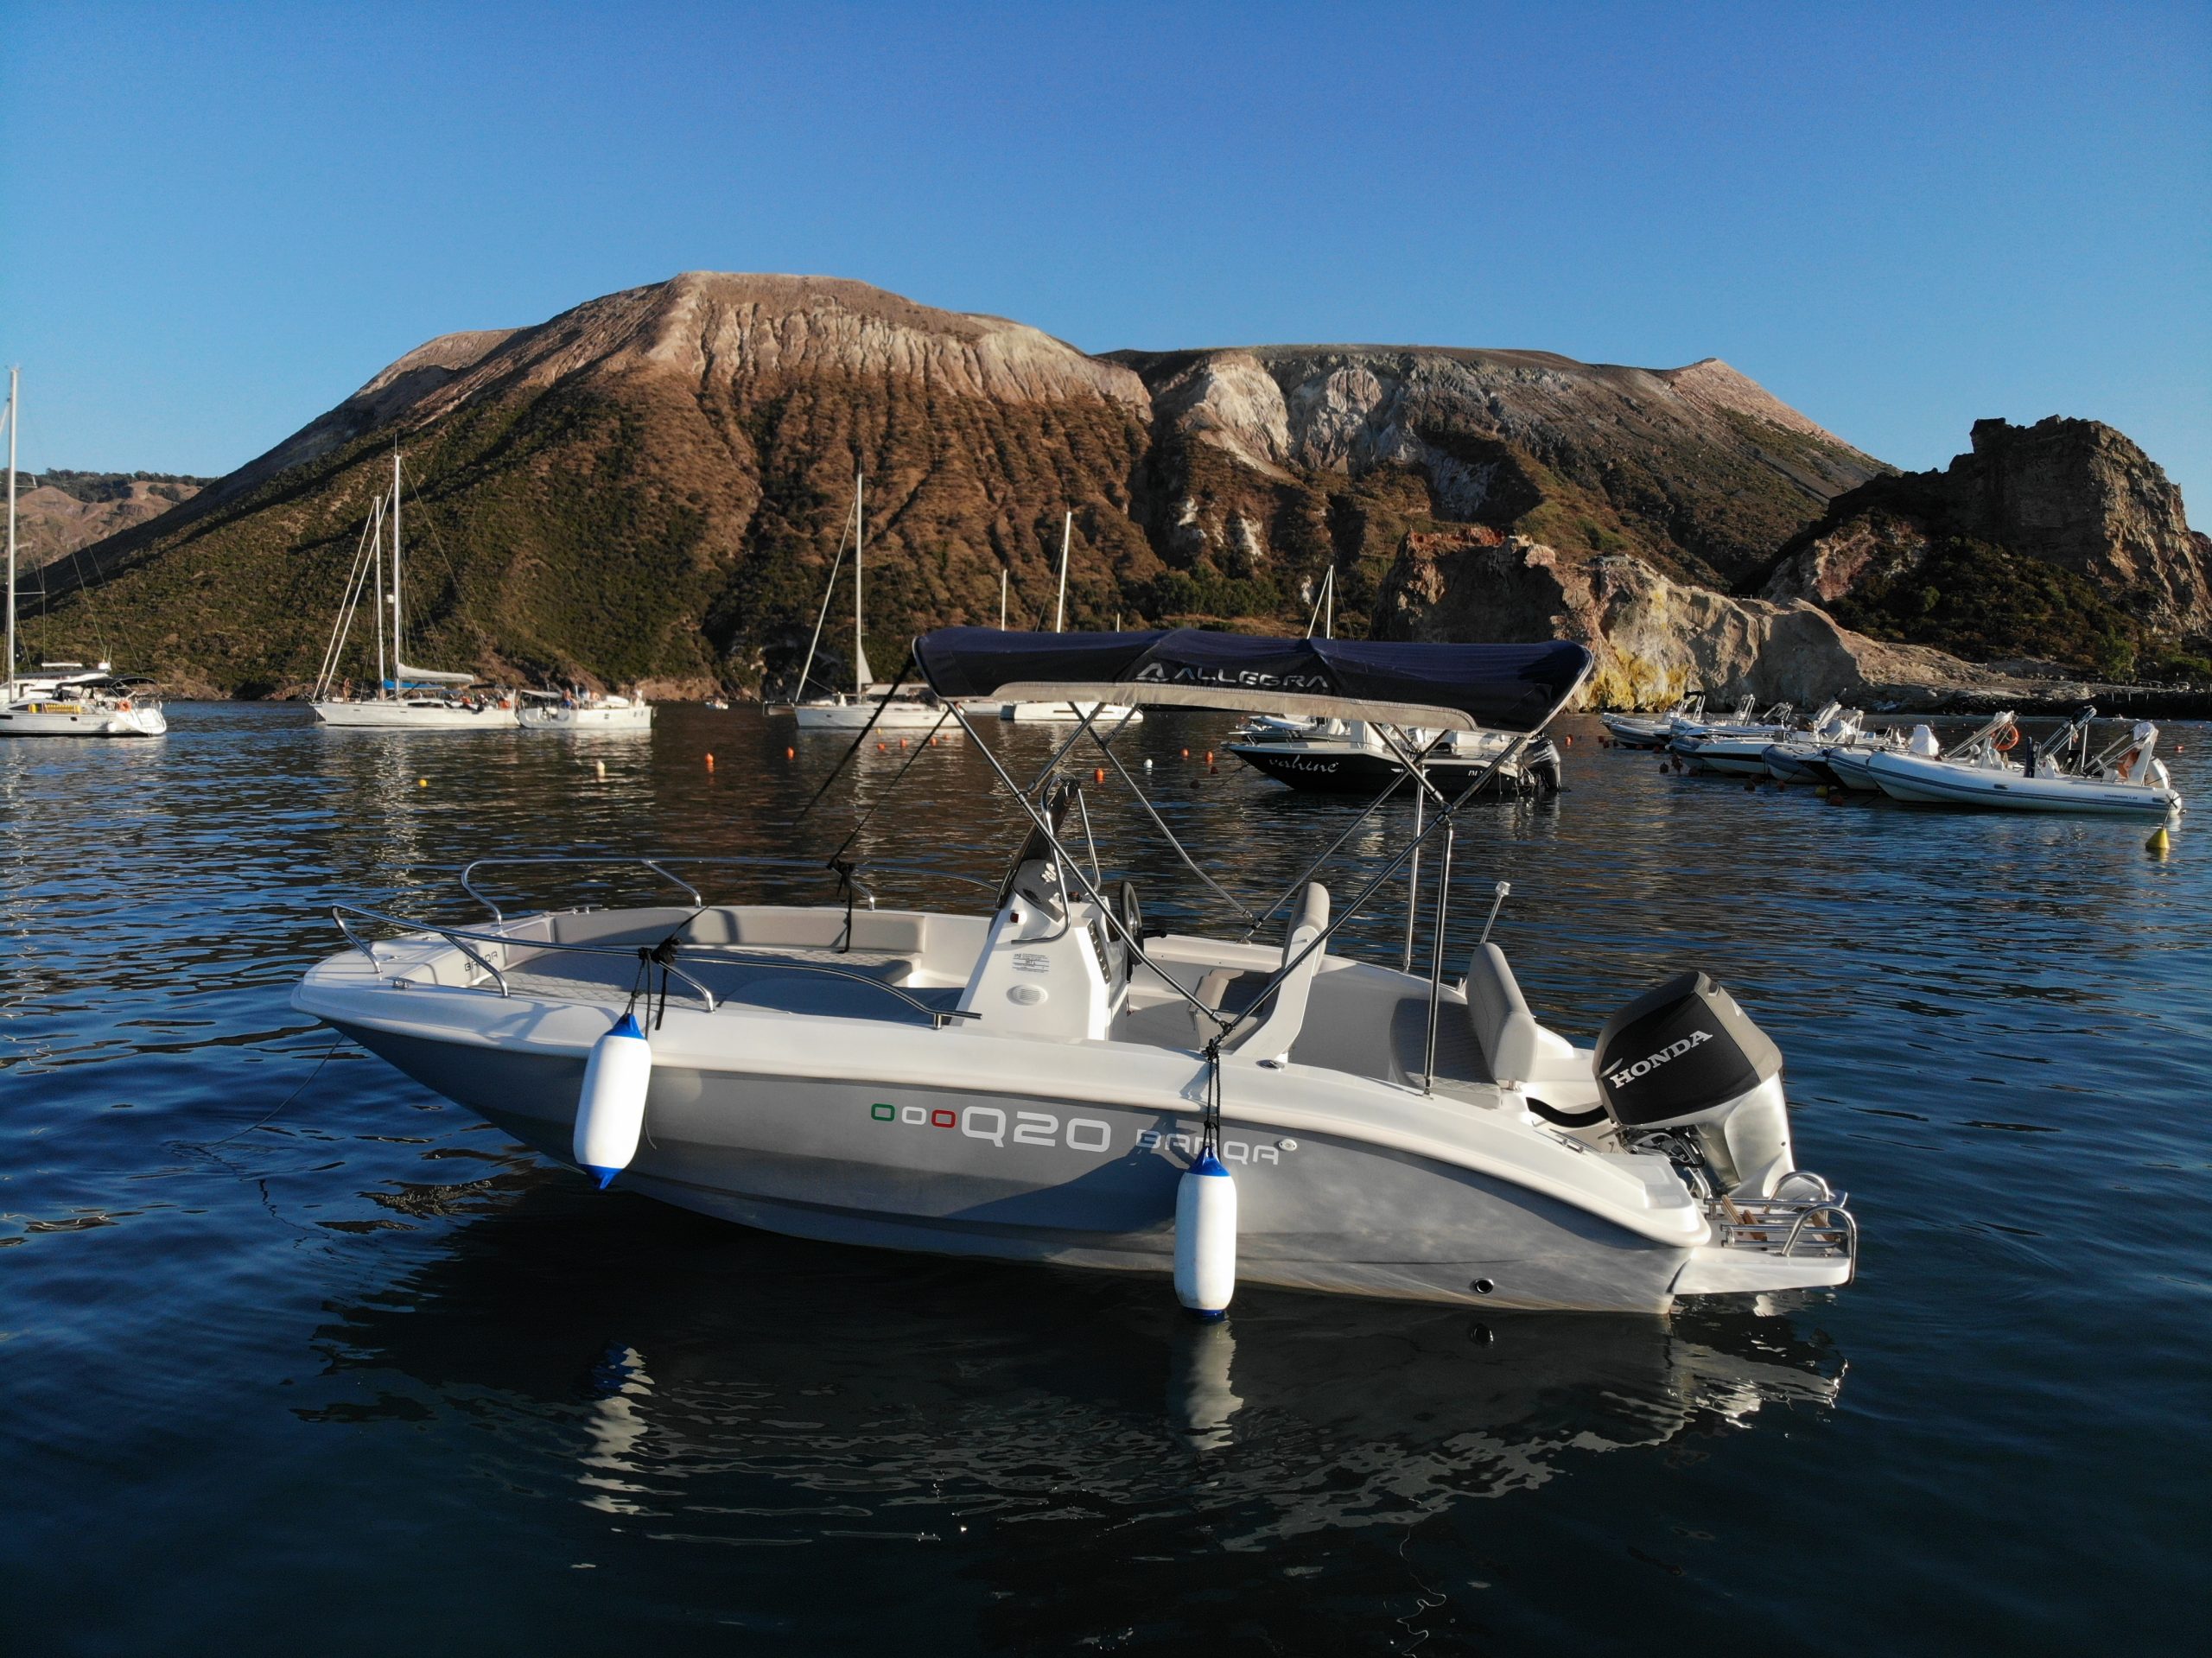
328,851,993,1029
454,854,996,922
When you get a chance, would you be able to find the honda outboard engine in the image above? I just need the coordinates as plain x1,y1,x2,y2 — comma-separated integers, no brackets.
1594,971,1794,1197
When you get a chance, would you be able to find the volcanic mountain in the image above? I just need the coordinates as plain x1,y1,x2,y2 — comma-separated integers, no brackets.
39,273,1886,695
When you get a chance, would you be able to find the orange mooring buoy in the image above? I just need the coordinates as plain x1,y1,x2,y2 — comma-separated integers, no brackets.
1181,748,1190,759
705,753,715,771
1095,767,1106,783
785,746,795,759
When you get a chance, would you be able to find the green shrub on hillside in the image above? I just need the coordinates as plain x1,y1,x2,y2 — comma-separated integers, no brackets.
1829,537,2145,679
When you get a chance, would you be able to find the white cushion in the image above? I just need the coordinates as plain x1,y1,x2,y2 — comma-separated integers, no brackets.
1463,942,1541,1085
1225,883,1331,1061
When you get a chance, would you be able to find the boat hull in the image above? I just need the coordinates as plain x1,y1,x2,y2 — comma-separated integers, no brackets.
1599,715,1675,749
1230,741,1561,797
1669,735,1784,776
0,703,167,736
1866,752,2183,817
790,701,961,730
1820,749,1886,791
312,700,518,729
1763,744,1840,785
518,704,654,730
1001,701,1144,724
331,1017,1688,1312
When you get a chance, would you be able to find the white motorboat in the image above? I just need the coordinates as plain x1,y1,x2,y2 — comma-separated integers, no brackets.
518,688,654,731
0,371,168,738
777,471,965,735
308,451,517,729
1822,723,1942,791
296,628,1857,1314
1601,689,1708,749
1000,513,1141,725
1674,702,1833,776
1763,712,1914,785
1230,715,1563,797
1666,702,1802,773
1866,708,2183,819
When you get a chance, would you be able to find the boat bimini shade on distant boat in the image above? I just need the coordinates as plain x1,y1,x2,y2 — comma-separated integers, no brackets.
913,629,1592,732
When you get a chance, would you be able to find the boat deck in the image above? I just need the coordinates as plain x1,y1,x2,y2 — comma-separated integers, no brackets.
505,943,967,1025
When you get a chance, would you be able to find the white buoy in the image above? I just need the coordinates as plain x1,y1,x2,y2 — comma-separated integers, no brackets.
574,1012,652,1189
1173,1151,1237,1317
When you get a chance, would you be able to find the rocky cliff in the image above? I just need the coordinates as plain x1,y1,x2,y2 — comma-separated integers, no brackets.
1375,527,2043,710
1760,416,2209,678
8,471,207,573
35,273,1885,695
1117,346,1881,592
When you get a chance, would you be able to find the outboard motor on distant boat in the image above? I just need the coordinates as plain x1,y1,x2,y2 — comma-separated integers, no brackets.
1593,972,1793,1198
1526,736,1564,797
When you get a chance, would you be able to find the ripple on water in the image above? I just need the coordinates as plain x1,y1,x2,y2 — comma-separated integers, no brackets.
3,704,2206,1652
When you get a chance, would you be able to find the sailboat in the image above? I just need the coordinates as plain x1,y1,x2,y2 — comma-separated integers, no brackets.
309,450,516,729
0,369,168,738
999,511,1142,725
779,471,961,733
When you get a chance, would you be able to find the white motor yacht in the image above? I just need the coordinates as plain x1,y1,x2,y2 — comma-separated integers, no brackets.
518,688,654,731
296,628,1856,1314
0,371,168,738
308,451,517,729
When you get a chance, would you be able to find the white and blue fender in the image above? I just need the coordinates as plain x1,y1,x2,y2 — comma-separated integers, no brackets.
1173,1151,1237,1317
574,1012,652,1189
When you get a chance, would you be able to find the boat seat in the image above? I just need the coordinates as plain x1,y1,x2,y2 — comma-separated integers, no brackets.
1462,942,1583,1089
1216,883,1330,1062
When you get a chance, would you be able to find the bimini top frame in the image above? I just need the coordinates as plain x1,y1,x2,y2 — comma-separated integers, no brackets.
913,626,1596,1075
914,627,1591,734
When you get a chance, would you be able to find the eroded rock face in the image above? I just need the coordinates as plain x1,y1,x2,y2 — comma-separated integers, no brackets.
1767,416,2209,633
1378,529,2025,710
7,478,204,572
1120,345,1884,587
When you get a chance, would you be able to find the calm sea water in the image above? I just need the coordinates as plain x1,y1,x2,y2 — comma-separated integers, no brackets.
5,704,2206,1655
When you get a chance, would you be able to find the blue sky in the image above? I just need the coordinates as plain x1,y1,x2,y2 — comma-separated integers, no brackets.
3,2,2207,511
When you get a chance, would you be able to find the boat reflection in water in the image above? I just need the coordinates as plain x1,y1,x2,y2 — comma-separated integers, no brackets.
311,1179,1844,1559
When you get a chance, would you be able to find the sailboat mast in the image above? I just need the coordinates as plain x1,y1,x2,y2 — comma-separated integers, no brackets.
389,449,403,697
1000,568,1007,630
3,367,16,693
372,497,387,696
853,469,864,695
1055,511,1071,632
